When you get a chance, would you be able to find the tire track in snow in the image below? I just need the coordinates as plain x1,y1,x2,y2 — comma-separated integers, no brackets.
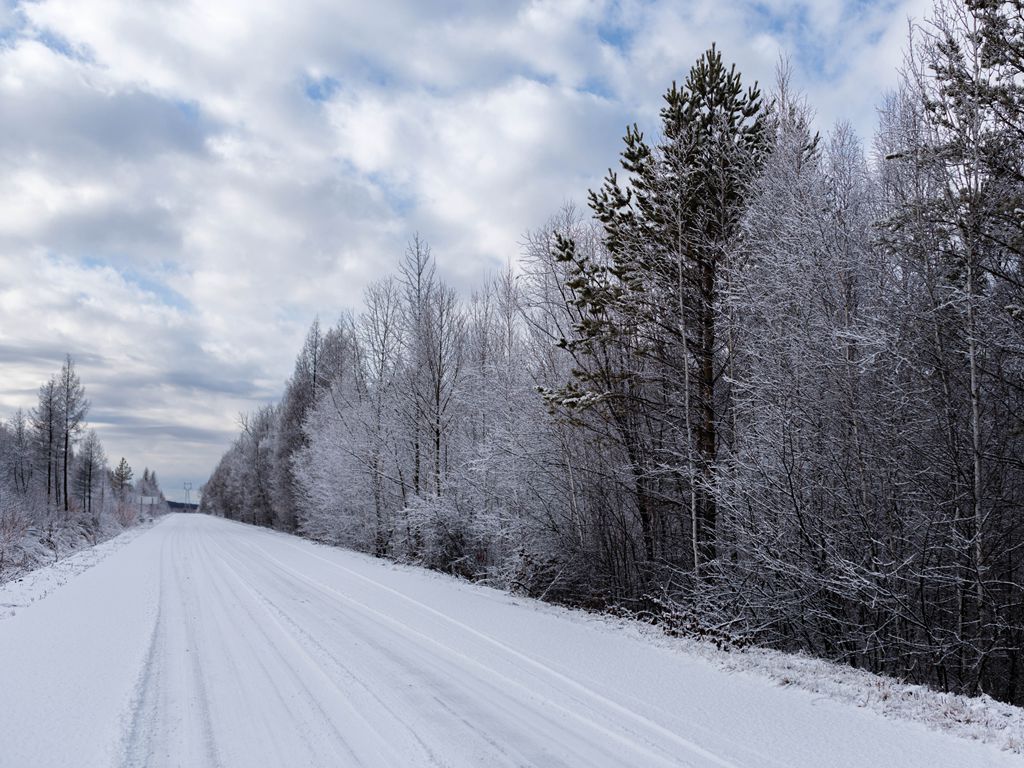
119,583,163,768
217,540,541,767
242,539,736,768
120,522,224,768
200,532,395,767
230,543,633,767
260,536,790,768
230,543,611,767
211,547,449,767
177,531,225,768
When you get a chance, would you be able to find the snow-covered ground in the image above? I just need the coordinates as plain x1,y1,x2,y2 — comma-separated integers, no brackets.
0,521,154,619
0,514,1017,768
0,516,150,589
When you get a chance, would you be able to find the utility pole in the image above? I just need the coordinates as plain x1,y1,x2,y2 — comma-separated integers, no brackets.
184,482,193,511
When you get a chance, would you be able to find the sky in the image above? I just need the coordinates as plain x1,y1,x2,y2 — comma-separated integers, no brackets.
0,0,933,502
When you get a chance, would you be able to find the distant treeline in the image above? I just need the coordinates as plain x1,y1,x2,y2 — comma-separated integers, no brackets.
0,355,167,574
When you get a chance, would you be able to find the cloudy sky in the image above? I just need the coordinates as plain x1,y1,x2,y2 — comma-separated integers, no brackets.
0,0,931,501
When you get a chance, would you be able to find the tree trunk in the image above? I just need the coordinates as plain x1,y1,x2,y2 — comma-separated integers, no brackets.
697,254,717,565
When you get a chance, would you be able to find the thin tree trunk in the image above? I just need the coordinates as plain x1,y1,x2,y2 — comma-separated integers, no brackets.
698,253,717,565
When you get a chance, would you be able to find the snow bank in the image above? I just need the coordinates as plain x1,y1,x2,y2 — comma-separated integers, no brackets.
0,519,156,619
627,626,1024,754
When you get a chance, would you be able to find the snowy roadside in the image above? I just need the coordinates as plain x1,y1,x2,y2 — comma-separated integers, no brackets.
627,622,1024,755
512,595,1024,753
0,518,160,619
287,533,1024,756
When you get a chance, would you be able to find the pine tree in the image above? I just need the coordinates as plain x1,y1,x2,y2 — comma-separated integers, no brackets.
111,458,133,500
549,45,767,570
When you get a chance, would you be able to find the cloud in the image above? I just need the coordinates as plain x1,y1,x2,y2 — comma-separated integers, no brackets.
0,0,933,500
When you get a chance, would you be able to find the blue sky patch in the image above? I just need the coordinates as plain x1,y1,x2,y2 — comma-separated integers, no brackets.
78,256,192,312
304,74,340,102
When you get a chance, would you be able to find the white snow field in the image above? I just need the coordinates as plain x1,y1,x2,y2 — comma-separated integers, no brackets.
0,514,1017,768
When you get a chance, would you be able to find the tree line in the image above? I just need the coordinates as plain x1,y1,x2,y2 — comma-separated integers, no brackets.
201,0,1024,705
0,355,166,574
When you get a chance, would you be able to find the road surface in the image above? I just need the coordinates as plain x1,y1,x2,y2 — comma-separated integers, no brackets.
0,514,1016,767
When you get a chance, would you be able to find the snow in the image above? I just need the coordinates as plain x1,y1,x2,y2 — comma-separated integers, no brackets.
0,516,151,590
0,521,153,619
650,632,1024,755
0,513,1018,768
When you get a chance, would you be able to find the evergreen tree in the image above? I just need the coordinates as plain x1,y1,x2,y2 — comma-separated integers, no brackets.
549,45,767,571
111,457,133,500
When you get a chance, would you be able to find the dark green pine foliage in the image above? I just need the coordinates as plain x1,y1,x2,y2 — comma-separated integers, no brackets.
967,0,1024,269
548,45,767,571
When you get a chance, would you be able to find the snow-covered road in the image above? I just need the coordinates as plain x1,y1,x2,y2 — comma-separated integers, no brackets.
0,514,1016,767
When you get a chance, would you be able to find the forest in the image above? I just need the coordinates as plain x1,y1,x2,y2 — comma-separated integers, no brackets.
0,356,167,576
201,0,1024,705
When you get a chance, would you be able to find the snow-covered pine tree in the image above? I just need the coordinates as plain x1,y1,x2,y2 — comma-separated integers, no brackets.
547,45,767,577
